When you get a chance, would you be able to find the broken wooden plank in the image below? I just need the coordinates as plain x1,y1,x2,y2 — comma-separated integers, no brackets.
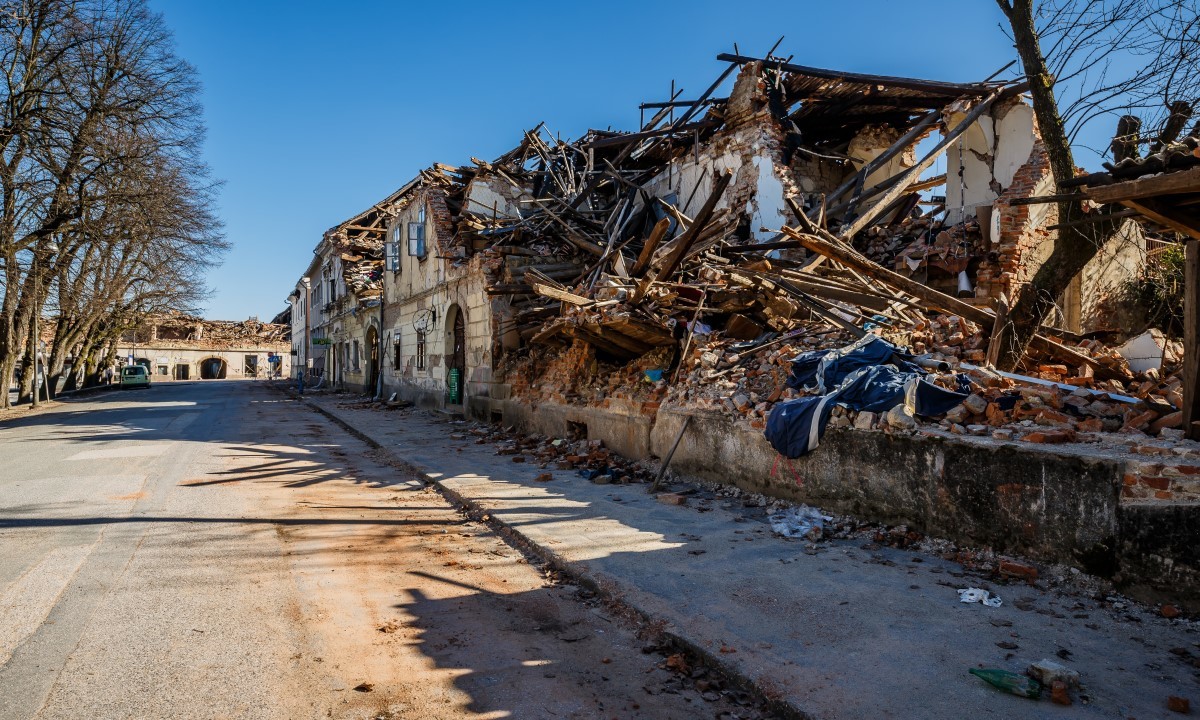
530,282,592,306
839,84,1009,238
783,227,1123,378
631,217,672,278
1086,166,1200,204
635,169,733,302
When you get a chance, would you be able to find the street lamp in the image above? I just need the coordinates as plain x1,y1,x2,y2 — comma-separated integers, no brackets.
30,239,58,409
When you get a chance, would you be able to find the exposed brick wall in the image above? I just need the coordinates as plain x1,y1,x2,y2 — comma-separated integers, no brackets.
1122,456,1200,502
977,140,1057,301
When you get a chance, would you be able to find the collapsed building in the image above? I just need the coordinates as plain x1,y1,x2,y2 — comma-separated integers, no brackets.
289,51,1200,604
115,313,290,380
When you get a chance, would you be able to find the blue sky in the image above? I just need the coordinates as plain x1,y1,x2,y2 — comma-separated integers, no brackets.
152,0,1020,321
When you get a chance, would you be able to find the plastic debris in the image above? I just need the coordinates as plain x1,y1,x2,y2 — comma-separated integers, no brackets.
968,668,1042,698
769,505,829,540
958,587,1003,607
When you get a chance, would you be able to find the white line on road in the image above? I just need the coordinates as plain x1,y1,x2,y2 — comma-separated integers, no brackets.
66,445,171,460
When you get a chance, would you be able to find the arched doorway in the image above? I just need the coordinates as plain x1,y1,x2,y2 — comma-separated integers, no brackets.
199,357,227,379
444,305,466,406
365,326,379,394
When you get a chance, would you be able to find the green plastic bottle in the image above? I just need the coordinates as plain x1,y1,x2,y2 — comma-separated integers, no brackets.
969,668,1043,699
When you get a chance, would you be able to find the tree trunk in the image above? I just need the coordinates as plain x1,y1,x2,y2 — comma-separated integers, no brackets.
991,0,1125,371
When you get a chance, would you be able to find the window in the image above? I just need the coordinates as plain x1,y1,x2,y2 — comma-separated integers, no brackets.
352,340,360,371
393,335,402,369
408,206,426,258
386,227,401,272
415,330,426,370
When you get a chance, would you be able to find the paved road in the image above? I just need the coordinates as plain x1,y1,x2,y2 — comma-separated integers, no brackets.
0,381,761,720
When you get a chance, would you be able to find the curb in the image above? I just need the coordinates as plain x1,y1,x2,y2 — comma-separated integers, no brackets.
275,384,808,720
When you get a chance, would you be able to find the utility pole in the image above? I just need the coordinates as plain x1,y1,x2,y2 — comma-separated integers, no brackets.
30,241,57,408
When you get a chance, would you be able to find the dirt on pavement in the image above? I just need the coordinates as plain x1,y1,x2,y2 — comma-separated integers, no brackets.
215,396,775,720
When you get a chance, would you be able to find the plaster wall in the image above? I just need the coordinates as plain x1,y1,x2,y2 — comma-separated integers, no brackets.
636,116,798,243
945,99,1037,224
846,125,916,192
382,189,497,415
112,343,290,381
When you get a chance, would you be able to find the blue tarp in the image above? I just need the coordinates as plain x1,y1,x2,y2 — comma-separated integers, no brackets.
765,336,968,458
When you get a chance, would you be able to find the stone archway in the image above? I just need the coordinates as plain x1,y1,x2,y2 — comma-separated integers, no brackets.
199,357,227,380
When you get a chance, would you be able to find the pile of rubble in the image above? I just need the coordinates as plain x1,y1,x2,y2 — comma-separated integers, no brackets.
139,312,289,347
437,53,1188,456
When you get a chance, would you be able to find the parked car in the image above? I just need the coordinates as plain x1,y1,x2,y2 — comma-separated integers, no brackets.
119,364,151,389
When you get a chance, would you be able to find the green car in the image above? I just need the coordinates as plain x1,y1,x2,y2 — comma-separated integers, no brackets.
119,365,151,389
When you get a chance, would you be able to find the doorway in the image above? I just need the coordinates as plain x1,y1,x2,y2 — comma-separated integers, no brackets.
200,357,227,379
366,326,379,394
175,364,190,380
445,305,466,406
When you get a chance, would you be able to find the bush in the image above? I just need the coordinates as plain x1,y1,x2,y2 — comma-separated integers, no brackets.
1123,243,1184,334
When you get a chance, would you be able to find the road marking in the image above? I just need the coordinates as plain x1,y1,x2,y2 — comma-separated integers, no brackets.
0,545,92,667
66,445,171,460
165,413,199,433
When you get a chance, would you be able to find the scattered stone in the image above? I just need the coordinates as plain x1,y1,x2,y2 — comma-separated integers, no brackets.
944,405,969,424
1028,659,1080,689
657,493,687,506
853,411,877,430
534,472,554,482
1168,695,1191,714
1162,604,1183,619
963,394,988,415
886,405,916,430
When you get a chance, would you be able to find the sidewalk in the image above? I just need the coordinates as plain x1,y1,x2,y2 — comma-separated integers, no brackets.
289,388,1197,719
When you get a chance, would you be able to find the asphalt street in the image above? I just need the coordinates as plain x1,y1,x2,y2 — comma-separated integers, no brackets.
0,381,755,720
0,381,311,719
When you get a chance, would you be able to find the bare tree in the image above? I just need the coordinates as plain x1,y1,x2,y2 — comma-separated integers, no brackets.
0,0,222,405
991,0,1200,370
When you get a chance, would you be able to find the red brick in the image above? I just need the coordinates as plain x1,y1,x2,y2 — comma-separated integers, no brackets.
999,559,1039,582
1123,409,1158,431
1022,429,1075,444
1123,474,1139,486
1155,490,1174,500
1142,476,1171,491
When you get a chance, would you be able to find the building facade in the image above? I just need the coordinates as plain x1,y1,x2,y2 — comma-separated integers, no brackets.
114,315,290,381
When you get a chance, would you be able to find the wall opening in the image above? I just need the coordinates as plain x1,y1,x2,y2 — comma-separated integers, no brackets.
366,326,379,393
445,304,466,405
200,357,227,380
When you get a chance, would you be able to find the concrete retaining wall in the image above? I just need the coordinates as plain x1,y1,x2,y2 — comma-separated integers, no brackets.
502,399,1200,608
